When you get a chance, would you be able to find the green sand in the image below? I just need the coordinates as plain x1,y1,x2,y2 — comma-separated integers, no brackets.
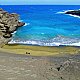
0,44,80,56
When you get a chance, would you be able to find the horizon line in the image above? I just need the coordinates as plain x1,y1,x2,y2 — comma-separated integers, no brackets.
0,4,80,5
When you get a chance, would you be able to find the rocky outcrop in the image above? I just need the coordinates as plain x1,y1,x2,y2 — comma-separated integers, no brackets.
65,10,80,16
0,8,25,46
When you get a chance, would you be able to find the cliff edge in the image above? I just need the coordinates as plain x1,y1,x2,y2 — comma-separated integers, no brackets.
0,8,25,46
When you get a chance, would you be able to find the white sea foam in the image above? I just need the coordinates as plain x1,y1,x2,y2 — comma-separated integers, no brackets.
24,23,30,26
11,31,17,35
41,33,44,35
68,14,80,18
57,10,76,14
19,20,30,26
57,10,71,14
68,42,80,46
19,20,23,22
8,40,80,46
63,42,80,46
8,36,80,46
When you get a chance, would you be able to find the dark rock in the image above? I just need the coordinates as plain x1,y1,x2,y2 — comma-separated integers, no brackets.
26,52,30,54
3,33,12,38
57,65,62,71
17,22,25,27
65,10,80,16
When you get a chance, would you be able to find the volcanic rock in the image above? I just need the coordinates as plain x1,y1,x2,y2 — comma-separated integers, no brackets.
65,10,80,16
0,8,25,46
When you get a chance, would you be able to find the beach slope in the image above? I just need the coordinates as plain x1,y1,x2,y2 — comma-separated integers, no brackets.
0,44,80,56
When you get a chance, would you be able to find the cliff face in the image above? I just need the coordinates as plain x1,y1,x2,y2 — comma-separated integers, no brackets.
65,10,80,16
0,8,25,46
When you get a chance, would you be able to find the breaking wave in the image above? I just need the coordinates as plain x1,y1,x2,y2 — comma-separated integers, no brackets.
8,36,80,46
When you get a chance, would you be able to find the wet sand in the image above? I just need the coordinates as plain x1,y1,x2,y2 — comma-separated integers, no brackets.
0,51,80,80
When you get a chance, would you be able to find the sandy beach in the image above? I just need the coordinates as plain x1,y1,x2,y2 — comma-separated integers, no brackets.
0,45,80,80
0,44,80,56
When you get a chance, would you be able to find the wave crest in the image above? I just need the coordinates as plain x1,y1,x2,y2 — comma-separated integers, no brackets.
8,36,80,46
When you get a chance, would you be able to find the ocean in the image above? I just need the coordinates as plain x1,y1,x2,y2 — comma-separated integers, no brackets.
0,5,80,46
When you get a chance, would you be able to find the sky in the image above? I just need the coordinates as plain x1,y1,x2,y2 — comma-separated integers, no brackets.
0,0,80,5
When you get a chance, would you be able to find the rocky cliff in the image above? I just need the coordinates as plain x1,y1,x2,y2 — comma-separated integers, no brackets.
0,8,25,46
65,10,80,16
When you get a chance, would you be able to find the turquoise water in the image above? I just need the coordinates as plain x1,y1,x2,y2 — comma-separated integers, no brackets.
0,5,80,46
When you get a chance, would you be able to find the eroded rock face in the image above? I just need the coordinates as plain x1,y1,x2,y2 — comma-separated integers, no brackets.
65,10,80,16
0,8,25,45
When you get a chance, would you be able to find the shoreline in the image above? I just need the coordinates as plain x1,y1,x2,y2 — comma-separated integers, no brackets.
0,44,80,56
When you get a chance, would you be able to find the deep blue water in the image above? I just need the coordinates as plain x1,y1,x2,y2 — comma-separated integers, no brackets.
0,5,80,46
